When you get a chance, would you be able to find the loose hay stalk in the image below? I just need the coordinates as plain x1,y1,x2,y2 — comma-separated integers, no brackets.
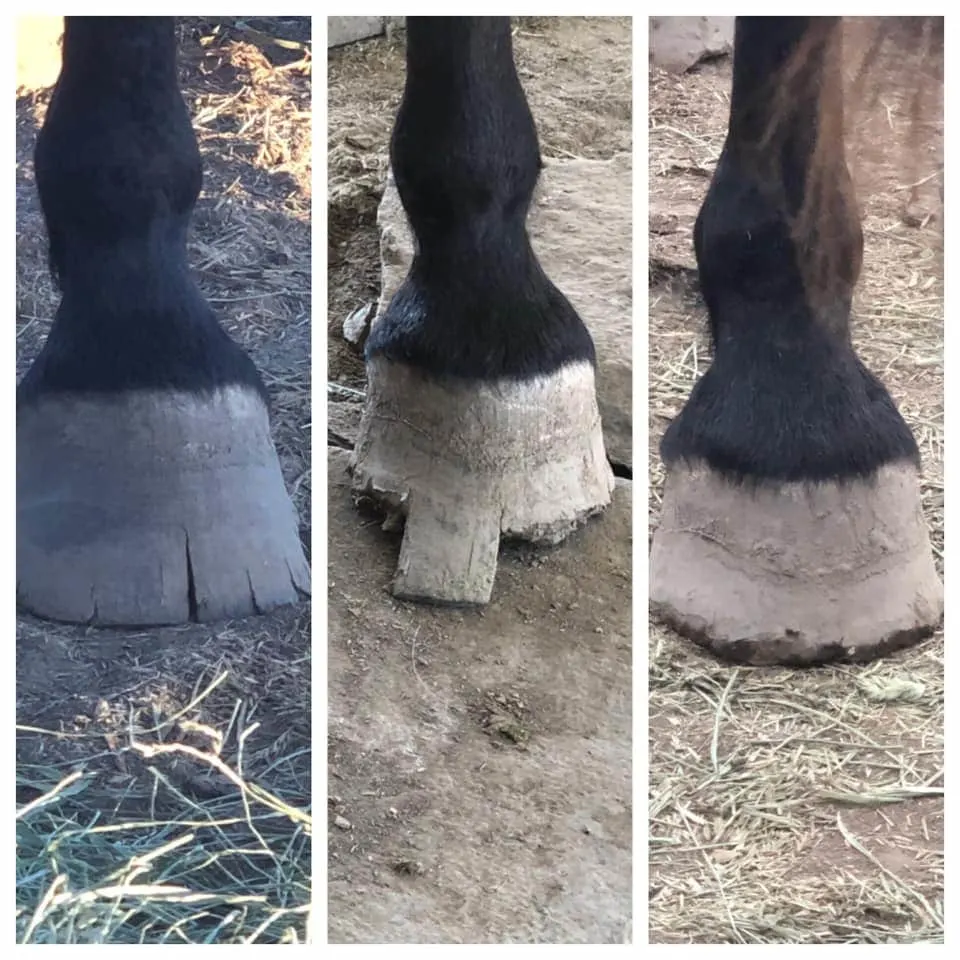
17,672,311,945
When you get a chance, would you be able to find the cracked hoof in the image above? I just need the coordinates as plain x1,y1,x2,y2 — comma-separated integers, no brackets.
352,358,615,604
17,387,311,625
650,461,943,665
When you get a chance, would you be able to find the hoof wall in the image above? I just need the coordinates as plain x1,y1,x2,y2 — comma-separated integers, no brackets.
650,462,943,665
353,359,614,604
17,388,311,626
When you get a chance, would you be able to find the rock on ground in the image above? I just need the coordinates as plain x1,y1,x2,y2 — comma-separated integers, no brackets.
649,17,733,72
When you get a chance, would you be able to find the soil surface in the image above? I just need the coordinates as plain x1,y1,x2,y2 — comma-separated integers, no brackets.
16,18,313,942
327,17,633,944
648,21,943,944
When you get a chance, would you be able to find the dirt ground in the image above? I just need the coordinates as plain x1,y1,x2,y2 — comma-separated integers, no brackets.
16,18,312,943
327,17,633,944
648,22,943,944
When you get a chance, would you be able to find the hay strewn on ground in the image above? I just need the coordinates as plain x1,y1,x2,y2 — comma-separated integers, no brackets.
18,673,312,944
648,27,943,945
16,18,313,944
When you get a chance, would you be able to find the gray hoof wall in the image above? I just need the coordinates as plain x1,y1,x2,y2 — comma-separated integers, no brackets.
650,462,943,665
352,358,615,605
17,387,311,626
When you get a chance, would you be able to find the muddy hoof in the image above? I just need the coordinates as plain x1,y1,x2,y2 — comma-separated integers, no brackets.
351,357,614,604
650,462,943,665
17,387,311,626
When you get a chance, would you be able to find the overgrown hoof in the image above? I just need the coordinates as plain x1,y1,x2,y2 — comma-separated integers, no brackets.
351,358,615,604
17,387,311,626
650,462,943,665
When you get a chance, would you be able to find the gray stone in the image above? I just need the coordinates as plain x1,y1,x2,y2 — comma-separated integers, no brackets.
327,16,403,49
649,17,733,72
342,301,374,351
